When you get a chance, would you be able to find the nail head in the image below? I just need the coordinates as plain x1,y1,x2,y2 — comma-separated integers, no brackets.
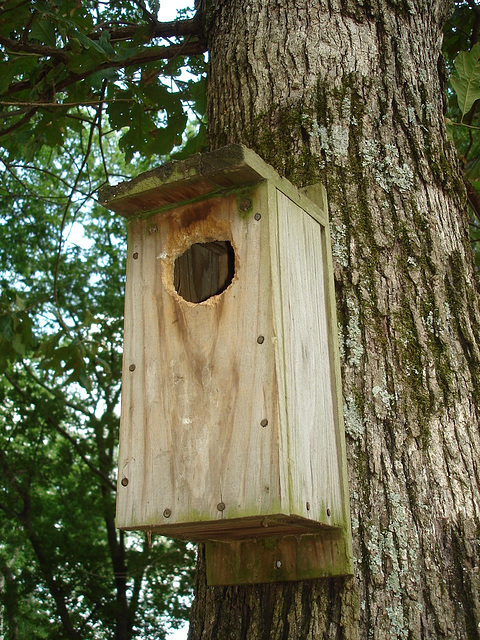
257,335,265,344
239,198,252,212
217,502,226,512
327,508,331,516
275,560,282,569
133,252,139,259
129,364,136,372
121,477,129,487
148,225,158,234
254,213,261,221
163,508,171,518
306,501,310,511
260,419,268,427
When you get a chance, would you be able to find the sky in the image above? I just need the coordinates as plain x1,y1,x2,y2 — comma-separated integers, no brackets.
160,0,194,21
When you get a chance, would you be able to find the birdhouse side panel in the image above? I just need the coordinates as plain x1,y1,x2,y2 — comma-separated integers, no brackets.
275,190,344,526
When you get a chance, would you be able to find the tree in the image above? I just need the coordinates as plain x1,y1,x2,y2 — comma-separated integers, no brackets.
186,1,480,638
1,0,480,639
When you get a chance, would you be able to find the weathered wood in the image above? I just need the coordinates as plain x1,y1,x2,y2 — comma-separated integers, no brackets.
205,532,351,585
102,146,352,581
118,184,284,531
121,514,333,541
98,144,328,225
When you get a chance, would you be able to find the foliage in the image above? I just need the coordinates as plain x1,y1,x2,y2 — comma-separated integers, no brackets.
0,2,205,638
0,0,207,163
0,132,196,638
444,0,480,269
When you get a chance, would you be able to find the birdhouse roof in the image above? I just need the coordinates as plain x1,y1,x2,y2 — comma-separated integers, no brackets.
99,144,282,218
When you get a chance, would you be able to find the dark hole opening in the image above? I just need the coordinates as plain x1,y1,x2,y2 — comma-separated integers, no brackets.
174,241,235,303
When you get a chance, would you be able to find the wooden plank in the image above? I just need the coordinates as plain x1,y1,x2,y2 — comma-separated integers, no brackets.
205,532,353,585
116,183,290,531
99,144,328,226
275,190,343,526
119,514,335,541
107,147,354,580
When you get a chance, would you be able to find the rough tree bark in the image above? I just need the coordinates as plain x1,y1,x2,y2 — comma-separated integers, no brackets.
187,0,480,638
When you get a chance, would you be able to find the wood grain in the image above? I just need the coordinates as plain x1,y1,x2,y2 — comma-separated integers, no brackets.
117,184,288,531
275,190,343,525
205,531,350,585
108,148,351,568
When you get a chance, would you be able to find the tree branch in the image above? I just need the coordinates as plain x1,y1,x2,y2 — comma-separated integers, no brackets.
4,370,116,492
0,108,36,138
47,416,117,492
0,35,69,62
2,39,207,100
0,99,134,108
465,177,480,219
52,113,98,334
21,363,92,418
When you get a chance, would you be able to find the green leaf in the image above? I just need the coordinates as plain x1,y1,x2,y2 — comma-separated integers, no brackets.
143,83,176,109
67,49,105,73
132,25,152,45
0,58,38,95
30,16,57,47
73,30,108,56
88,68,118,91
98,30,115,57
189,77,207,116
451,43,480,116
107,93,134,129
172,123,207,160
0,67,17,94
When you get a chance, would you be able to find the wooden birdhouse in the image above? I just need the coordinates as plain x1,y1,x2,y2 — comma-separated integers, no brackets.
100,145,353,585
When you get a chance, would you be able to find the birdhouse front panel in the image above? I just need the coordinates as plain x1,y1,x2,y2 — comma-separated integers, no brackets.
117,183,294,538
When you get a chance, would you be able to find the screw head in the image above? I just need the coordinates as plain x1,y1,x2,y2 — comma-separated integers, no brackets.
217,502,226,512
163,508,172,518
239,198,252,212
254,213,261,221
260,419,268,427
257,335,265,344
121,477,129,487
129,364,136,372
133,252,139,259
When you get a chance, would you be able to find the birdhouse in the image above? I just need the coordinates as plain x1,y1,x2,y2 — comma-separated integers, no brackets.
100,145,353,585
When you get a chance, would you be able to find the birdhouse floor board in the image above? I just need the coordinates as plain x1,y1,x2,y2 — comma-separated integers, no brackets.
118,514,337,542
205,532,353,585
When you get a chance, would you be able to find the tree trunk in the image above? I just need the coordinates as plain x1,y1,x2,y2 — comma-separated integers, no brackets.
188,0,480,638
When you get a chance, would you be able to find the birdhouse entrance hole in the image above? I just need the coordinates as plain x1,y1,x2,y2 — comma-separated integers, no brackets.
174,240,235,303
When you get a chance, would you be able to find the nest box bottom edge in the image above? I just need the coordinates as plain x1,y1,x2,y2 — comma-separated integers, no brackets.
118,513,339,542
